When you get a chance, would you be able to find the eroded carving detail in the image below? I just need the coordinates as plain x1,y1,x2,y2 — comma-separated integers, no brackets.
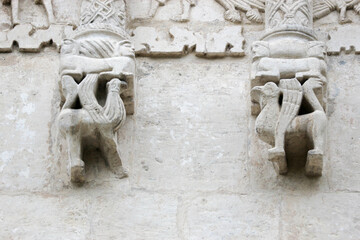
2,0,55,26
215,0,265,23
146,0,265,23
314,0,360,23
58,0,134,183
251,0,327,176
132,26,245,57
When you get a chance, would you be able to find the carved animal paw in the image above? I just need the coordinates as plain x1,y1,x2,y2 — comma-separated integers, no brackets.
305,149,323,177
268,148,287,175
246,9,263,23
171,14,190,22
71,160,85,184
224,10,242,23
339,17,352,24
256,71,280,82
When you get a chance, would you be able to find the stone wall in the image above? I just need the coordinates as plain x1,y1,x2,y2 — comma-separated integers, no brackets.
0,0,359,239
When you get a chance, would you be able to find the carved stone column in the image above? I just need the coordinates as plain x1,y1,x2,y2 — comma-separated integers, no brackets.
58,0,135,183
250,0,327,176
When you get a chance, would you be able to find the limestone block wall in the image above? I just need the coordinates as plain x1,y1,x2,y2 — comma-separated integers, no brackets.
0,0,360,239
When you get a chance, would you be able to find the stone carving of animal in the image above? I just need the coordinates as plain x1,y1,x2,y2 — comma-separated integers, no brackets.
59,75,128,183
60,39,136,82
251,79,326,176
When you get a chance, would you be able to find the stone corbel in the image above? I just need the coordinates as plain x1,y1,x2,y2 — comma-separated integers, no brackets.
58,0,135,184
250,0,327,177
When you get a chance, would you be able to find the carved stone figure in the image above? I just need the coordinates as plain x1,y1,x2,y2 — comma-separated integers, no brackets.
172,0,196,22
215,0,265,23
2,0,55,26
265,0,312,29
251,78,326,176
251,0,327,176
147,0,265,23
147,0,168,18
58,0,134,183
314,0,360,23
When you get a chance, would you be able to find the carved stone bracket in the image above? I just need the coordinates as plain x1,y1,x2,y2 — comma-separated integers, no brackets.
58,0,134,184
251,0,327,177
131,26,245,57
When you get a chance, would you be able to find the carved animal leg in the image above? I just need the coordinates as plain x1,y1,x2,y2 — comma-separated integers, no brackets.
40,0,55,24
339,5,351,23
215,0,242,23
61,75,78,110
171,0,194,22
255,70,280,82
268,149,287,175
66,130,85,183
10,0,20,26
99,130,127,179
148,0,165,18
305,110,326,177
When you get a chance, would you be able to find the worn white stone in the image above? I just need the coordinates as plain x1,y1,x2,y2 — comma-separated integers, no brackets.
0,0,359,239
132,26,245,57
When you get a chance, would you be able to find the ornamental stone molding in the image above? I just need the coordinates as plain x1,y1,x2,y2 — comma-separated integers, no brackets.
58,0,134,183
251,0,327,176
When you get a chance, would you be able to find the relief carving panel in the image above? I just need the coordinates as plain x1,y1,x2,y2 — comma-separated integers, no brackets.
251,0,327,176
58,0,134,183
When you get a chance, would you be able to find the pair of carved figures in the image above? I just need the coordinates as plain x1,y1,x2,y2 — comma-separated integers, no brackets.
2,0,54,26
148,0,360,23
148,0,265,23
59,37,135,183
251,0,327,176
58,0,134,183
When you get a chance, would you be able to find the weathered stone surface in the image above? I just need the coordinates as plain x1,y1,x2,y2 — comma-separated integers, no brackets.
132,26,245,57
327,25,360,54
184,194,280,239
326,55,360,192
0,0,360,239
281,193,360,239
0,52,58,191
131,58,250,193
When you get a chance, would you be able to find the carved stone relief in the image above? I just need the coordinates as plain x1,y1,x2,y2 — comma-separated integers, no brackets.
2,0,55,26
251,0,327,176
58,0,134,183
146,0,265,23
314,0,360,23
132,26,245,57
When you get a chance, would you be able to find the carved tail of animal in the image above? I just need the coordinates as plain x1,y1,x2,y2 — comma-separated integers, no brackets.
78,74,126,131
274,78,303,150
78,74,109,124
104,79,126,131
314,0,336,19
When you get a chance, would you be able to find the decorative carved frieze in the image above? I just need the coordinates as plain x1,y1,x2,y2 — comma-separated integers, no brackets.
146,0,265,23
132,26,245,57
58,0,134,183
2,0,55,27
251,0,327,176
314,0,360,23
215,0,265,23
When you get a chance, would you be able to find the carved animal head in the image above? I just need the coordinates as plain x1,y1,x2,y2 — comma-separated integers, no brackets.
251,82,280,110
107,78,128,94
60,39,80,55
114,40,135,58
252,41,270,60
61,39,80,55
307,41,326,59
